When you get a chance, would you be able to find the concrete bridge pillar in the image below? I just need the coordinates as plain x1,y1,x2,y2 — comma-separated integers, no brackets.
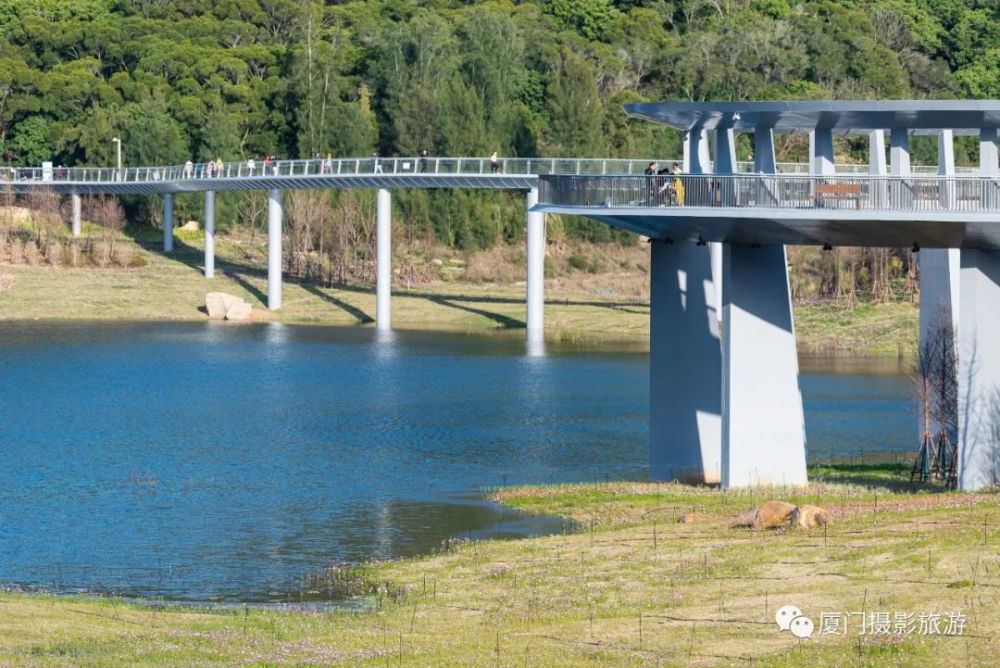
649,240,721,483
980,128,998,176
376,188,391,330
811,128,835,175
526,187,545,342
958,250,1000,490
204,191,215,278
890,128,911,175
869,130,888,207
163,194,174,253
721,243,807,488
71,193,81,237
919,132,960,398
267,189,282,310
684,130,711,174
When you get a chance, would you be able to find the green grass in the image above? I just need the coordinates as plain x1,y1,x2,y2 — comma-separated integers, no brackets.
1,465,998,666
795,300,918,354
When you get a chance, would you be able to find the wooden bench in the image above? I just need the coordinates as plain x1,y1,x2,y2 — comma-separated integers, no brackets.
814,182,862,208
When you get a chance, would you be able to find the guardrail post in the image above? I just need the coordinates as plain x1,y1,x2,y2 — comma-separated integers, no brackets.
267,189,282,310
376,188,392,330
163,193,174,253
526,187,545,343
204,191,215,278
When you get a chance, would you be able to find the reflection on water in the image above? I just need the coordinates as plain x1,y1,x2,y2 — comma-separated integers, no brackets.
0,322,915,601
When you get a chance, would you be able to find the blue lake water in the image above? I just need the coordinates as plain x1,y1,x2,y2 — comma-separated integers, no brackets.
0,322,913,601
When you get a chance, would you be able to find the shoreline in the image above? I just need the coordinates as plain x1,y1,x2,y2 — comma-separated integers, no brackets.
0,465,991,666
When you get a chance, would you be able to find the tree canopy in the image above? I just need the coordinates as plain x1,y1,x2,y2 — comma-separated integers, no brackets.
0,0,989,247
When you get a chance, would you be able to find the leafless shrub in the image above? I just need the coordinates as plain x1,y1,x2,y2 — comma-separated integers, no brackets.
0,272,13,292
22,239,39,265
93,239,111,268
9,238,23,264
68,240,81,267
112,243,133,268
912,307,959,486
46,241,62,266
25,187,61,242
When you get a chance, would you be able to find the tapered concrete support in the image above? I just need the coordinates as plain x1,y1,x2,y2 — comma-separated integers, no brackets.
938,130,956,209
958,250,1000,490
870,130,888,207
685,130,711,174
376,188,391,330
649,241,722,483
525,187,545,342
811,128,835,175
71,193,81,237
721,244,807,488
710,128,737,316
890,128,911,175
204,191,215,278
980,128,999,176
869,130,887,175
267,189,282,310
163,194,174,253
754,129,776,173
714,128,737,175
919,132,960,433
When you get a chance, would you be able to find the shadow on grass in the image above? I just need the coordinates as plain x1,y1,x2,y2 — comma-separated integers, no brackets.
809,462,950,492
126,228,648,327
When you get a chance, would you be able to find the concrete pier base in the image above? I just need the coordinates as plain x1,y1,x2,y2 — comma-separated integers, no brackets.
204,191,215,278
267,189,282,310
376,188,391,330
526,187,545,342
721,243,807,488
958,250,1000,490
163,194,174,253
71,193,81,237
649,241,721,483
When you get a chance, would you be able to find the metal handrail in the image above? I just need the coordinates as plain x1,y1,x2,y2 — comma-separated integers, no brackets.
538,174,1000,213
0,157,981,186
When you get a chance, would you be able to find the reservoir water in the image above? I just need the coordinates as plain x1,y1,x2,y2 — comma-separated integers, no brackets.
0,322,913,601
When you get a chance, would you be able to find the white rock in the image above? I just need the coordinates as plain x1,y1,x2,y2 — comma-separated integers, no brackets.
224,301,252,321
205,292,229,319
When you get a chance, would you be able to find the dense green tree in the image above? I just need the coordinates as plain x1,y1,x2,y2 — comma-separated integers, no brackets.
0,0,990,242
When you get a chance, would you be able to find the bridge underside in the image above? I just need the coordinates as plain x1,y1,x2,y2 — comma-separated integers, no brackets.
541,206,1000,250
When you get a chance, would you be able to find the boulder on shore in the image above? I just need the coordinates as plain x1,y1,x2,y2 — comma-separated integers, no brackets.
790,504,830,529
731,500,797,530
205,292,229,319
206,292,252,321
180,220,199,232
225,301,252,321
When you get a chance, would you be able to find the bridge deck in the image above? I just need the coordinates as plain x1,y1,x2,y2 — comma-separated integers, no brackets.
537,174,1000,249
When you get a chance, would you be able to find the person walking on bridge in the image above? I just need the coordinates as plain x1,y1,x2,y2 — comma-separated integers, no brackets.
246,158,256,176
489,151,499,173
184,160,193,179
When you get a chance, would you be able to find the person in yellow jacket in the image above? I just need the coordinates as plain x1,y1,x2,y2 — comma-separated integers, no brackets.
671,162,685,206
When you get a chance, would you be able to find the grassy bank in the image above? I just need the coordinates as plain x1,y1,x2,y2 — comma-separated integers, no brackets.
0,228,919,352
1,465,996,666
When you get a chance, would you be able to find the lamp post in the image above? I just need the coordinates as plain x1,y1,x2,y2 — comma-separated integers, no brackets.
112,137,122,180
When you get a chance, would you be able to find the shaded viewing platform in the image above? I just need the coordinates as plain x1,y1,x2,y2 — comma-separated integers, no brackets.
537,101,1000,250
532,100,1000,492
